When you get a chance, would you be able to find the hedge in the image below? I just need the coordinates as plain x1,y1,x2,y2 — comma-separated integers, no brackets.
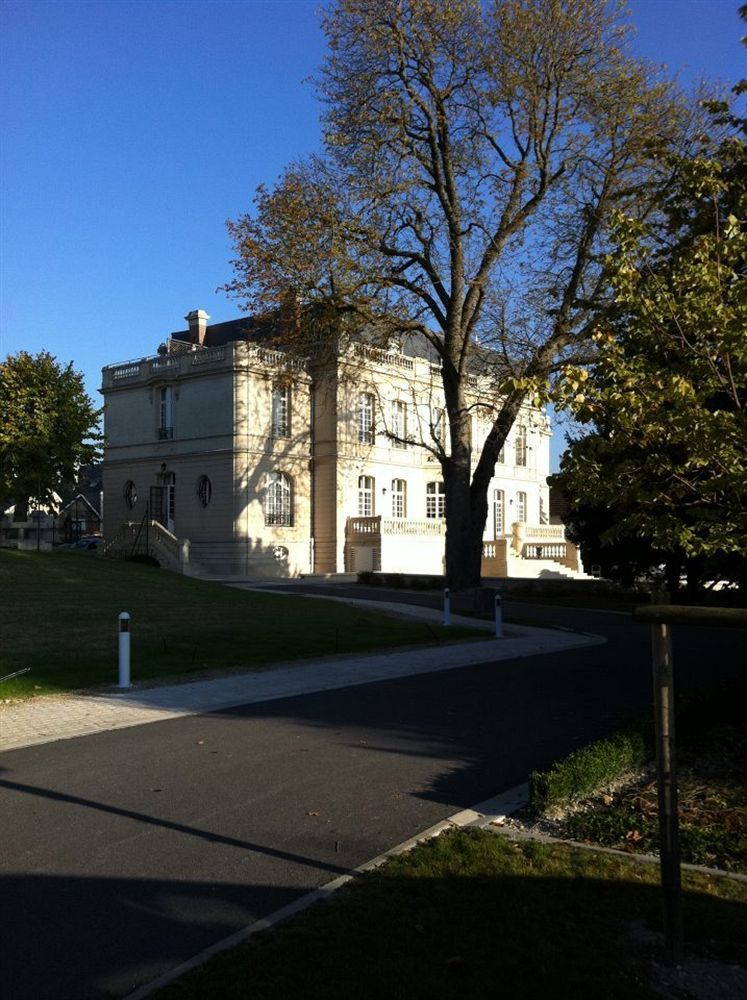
529,723,653,816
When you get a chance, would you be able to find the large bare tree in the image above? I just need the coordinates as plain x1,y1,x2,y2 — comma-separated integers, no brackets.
226,0,697,590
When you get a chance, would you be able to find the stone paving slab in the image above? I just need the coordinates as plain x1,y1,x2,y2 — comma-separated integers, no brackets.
0,606,603,753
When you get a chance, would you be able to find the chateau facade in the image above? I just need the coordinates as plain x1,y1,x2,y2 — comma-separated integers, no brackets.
101,310,577,579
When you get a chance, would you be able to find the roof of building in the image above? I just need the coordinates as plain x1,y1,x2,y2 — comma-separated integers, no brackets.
169,315,279,349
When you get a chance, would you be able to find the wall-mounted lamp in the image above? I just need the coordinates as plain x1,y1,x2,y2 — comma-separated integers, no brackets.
382,487,387,495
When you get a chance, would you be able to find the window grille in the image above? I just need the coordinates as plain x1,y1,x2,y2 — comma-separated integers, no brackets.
358,393,375,444
391,400,407,448
516,491,527,523
265,472,292,526
272,385,290,437
515,426,527,467
391,479,406,518
426,482,445,519
358,475,374,516
493,489,505,536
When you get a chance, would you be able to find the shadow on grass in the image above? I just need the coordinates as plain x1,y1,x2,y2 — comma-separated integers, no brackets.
4,846,745,1000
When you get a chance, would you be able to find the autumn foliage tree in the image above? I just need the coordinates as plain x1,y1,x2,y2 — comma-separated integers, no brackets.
0,352,101,522
226,0,698,589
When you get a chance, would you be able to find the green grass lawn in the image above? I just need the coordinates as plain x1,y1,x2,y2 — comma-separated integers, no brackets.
0,551,479,698
155,828,747,1000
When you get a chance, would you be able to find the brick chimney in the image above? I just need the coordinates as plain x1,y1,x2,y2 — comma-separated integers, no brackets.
185,309,210,346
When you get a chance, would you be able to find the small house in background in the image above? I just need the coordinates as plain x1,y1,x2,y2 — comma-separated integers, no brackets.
0,465,102,550
56,465,103,542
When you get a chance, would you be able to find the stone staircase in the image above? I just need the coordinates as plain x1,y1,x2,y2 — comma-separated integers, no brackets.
103,519,193,574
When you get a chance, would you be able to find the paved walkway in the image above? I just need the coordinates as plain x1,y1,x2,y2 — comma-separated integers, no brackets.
0,601,603,753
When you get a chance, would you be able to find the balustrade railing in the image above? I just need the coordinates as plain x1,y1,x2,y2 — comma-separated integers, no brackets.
523,543,567,560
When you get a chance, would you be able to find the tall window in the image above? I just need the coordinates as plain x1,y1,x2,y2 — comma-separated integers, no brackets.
272,384,290,438
497,443,505,464
515,425,527,466
159,386,174,439
391,479,406,518
358,475,375,516
391,400,407,448
426,482,445,519
493,489,505,537
358,392,375,444
516,491,527,523
264,472,292,526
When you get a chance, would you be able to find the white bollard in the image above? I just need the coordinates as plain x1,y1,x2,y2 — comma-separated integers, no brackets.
443,587,451,626
495,593,503,639
118,612,131,689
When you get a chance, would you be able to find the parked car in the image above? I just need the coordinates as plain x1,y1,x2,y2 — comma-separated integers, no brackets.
56,536,102,551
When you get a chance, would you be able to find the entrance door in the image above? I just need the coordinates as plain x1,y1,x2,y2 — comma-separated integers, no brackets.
150,474,176,534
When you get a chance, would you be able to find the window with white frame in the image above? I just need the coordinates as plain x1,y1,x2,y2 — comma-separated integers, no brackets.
515,425,527,466
159,386,174,439
391,479,406,518
426,481,445,519
391,400,407,448
358,475,375,516
358,392,375,444
493,489,505,537
264,471,292,526
516,491,527,523
272,384,290,438
497,442,505,463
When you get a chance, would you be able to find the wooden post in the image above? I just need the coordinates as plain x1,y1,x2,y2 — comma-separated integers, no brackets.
651,619,683,964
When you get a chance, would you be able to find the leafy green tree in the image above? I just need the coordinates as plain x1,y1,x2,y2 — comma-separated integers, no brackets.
0,352,102,522
225,0,696,589
553,89,746,591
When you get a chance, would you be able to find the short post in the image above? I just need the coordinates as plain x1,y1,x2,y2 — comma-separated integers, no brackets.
494,593,503,638
118,612,131,689
651,618,683,964
443,587,451,626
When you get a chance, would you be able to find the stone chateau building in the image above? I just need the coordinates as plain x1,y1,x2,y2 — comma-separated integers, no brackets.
101,310,581,580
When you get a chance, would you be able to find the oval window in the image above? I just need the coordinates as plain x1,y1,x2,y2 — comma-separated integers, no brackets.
196,475,212,507
123,481,137,509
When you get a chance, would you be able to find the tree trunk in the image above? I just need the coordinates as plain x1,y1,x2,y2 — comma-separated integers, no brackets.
443,458,476,591
13,496,29,522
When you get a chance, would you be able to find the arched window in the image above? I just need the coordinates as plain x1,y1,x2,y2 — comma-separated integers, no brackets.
493,489,505,537
358,475,374,516
264,472,292,526
391,479,406,518
426,482,445,519
196,475,212,507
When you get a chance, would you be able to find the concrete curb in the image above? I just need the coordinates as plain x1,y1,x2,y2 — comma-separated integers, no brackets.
124,783,530,999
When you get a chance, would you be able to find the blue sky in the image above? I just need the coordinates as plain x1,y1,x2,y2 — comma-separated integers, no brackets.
1,0,744,470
